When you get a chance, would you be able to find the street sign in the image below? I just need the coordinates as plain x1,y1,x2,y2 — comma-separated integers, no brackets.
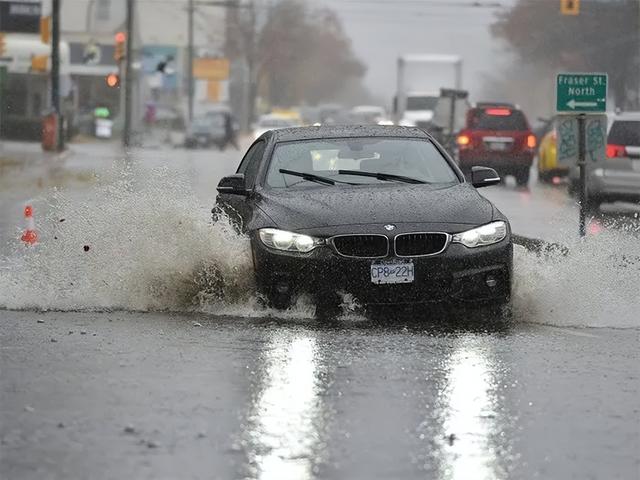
556,73,607,113
0,1,42,33
557,114,607,166
560,0,580,15
192,58,229,81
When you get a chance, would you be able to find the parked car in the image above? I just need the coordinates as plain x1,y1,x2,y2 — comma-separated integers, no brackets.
213,125,512,318
456,103,536,186
537,117,570,183
569,111,640,213
185,114,226,149
252,114,299,141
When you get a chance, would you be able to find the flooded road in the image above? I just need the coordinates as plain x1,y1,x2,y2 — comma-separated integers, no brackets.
1,140,639,479
1,310,638,480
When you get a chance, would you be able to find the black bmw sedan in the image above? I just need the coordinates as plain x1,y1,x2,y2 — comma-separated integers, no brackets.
214,125,512,316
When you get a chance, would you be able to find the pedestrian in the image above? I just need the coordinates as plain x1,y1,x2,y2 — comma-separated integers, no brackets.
223,112,239,150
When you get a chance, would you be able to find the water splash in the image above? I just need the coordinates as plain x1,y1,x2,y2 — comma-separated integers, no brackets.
0,167,254,312
1,167,638,328
513,230,640,328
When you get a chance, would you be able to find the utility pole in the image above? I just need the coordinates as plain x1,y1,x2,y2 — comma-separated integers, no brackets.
51,0,63,150
577,114,587,237
187,0,194,121
123,0,134,148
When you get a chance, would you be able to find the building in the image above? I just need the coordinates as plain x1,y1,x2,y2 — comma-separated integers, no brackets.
1,0,72,140
60,0,227,130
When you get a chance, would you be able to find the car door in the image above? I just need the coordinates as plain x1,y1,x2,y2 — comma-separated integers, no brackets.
214,140,267,232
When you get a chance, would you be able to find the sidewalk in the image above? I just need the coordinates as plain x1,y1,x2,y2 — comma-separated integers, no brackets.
0,140,69,167
0,139,122,166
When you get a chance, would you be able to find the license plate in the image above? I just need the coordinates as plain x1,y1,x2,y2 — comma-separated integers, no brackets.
487,142,508,151
371,261,414,284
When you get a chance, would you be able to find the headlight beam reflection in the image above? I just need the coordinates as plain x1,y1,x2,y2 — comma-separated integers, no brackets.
440,343,502,480
243,335,324,480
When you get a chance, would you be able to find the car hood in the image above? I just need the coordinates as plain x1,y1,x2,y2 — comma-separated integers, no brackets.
257,183,494,233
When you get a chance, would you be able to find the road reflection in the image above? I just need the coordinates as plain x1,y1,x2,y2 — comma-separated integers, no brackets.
438,339,507,480
242,333,325,480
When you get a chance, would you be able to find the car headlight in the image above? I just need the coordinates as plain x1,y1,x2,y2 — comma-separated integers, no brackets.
258,228,322,253
452,221,507,248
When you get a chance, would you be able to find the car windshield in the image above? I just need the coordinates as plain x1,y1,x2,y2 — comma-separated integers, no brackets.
192,117,213,129
204,114,226,127
266,137,458,188
608,120,640,146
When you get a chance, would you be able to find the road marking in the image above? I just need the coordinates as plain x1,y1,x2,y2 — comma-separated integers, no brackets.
548,326,600,338
567,99,597,109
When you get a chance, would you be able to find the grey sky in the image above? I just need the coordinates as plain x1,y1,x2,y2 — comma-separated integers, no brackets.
309,0,518,102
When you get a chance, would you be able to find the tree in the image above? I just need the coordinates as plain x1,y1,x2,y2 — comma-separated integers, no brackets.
258,3,366,107
226,0,367,123
491,0,640,110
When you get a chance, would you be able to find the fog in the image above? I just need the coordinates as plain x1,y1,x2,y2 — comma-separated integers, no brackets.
313,0,518,103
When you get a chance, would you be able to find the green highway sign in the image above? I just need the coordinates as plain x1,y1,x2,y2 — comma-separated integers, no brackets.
556,73,607,113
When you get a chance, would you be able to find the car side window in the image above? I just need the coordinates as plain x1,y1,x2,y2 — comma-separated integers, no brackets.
237,141,266,188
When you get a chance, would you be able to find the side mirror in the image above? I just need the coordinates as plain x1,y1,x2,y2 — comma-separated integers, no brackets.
217,174,248,195
471,166,500,188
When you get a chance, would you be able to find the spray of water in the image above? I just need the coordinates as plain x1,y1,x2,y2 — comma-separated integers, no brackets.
1,167,638,327
513,230,640,328
0,167,254,312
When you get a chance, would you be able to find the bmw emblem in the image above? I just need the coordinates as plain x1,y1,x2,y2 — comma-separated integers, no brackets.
384,224,396,231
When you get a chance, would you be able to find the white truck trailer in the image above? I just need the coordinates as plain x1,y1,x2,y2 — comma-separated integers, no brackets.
394,54,463,128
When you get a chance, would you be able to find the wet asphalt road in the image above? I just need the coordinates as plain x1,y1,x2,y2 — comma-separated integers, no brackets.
1,140,639,479
1,310,639,480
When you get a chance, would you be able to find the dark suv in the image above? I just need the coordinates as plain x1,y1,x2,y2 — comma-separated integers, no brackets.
456,103,536,186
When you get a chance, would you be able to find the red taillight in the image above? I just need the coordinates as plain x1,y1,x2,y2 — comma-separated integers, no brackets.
606,144,626,158
485,108,511,116
526,134,536,149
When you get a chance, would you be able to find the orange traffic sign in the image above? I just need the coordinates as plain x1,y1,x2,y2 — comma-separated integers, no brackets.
560,0,580,15
192,58,229,80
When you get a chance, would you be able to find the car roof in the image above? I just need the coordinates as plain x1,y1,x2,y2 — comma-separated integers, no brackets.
268,125,431,142
473,102,519,110
611,111,640,121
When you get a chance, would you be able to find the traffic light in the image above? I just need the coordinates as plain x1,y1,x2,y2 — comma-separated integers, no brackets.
114,31,126,63
560,0,580,15
106,73,120,88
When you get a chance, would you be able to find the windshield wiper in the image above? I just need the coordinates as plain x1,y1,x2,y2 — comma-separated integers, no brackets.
279,169,336,186
337,169,427,184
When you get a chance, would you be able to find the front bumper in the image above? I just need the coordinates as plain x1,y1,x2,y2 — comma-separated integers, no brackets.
252,235,512,306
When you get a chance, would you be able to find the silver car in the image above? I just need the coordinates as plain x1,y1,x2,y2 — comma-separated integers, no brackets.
570,111,640,212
